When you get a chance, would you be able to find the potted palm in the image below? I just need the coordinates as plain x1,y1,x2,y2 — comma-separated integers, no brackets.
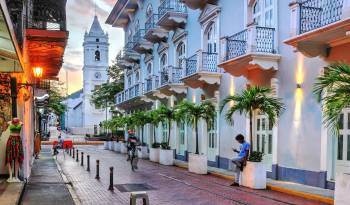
220,86,284,189
132,111,151,159
313,63,350,203
148,110,161,162
157,105,177,165
177,100,216,174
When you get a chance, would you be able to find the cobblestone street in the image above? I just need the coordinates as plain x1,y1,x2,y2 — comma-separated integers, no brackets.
56,145,327,205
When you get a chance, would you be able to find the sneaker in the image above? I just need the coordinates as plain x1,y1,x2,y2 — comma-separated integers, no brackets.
230,182,239,187
6,177,13,183
13,178,21,183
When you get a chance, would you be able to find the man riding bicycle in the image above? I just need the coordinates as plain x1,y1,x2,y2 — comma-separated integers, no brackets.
126,130,140,171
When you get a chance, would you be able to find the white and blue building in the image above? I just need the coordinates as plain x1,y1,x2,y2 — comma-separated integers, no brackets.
106,0,350,190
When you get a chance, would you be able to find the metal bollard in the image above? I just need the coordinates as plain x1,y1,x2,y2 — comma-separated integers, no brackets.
95,160,100,180
129,192,150,205
108,167,114,191
87,155,90,171
76,150,79,162
73,148,75,158
81,152,84,166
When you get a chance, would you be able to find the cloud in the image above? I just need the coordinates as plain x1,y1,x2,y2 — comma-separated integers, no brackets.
63,62,82,72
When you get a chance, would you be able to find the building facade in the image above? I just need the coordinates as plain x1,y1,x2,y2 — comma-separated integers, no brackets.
64,16,110,134
106,0,350,190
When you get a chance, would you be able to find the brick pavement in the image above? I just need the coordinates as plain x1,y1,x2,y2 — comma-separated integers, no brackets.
56,145,328,205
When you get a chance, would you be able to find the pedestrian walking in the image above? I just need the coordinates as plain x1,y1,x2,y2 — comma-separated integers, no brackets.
231,134,250,187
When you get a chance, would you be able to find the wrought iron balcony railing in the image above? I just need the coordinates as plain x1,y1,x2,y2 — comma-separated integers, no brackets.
185,52,218,77
133,29,147,44
223,26,275,61
145,14,160,34
143,76,160,94
159,0,187,18
160,66,182,86
299,0,344,34
116,83,142,104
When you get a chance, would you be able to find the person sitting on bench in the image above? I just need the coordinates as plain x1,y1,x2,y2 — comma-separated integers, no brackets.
231,134,250,187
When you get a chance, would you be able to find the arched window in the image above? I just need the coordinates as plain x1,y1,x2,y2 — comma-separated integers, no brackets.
206,23,217,53
96,38,99,42
95,50,100,61
176,42,186,68
135,71,140,82
128,75,132,87
253,0,273,27
147,63,152,76
160,54,167,71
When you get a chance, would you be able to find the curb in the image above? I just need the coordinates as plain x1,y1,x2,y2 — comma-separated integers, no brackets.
55,156,82,205
15,182,25,205
174,163,333,205
42,141,104,145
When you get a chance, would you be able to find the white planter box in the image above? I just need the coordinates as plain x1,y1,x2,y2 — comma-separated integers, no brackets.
108,141,113,150
120,142,127,154
241,161,266,189
137,146,149,159
159,149,174,166
188,154,208,174
113,141,121,152
335,173,350,205
149,148,160,162
103,141,108,150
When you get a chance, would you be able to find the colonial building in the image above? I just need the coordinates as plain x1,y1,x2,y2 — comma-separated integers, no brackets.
106,0,350,190
64,16,110,134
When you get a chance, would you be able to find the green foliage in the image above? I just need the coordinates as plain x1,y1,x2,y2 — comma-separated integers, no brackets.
151,142,161,148
108,61,124,82
48,82,66,115
147,110,162,144
157,105,178,148
90,82,123,109
313,62,350,135
176,100,216,154
220,86,285,154
160,142,171,150
248,151,264,162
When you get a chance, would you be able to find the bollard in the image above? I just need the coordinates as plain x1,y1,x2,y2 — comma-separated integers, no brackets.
73,148,75,158
76,150,79,162
81,152,84,166
95,160,100,180
129,192,150,205
87,155,90,171
108,167,114,191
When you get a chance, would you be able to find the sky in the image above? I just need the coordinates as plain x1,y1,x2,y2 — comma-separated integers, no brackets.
58,0,124,94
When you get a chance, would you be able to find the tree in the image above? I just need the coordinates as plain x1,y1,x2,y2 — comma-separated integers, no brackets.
313,63,350,133
220,86,285,154
147,110,162,146
131,111,151,145
90,82,123,109
157,105,177,149
176,100,216,155
48,82,66,115
108,61,124,82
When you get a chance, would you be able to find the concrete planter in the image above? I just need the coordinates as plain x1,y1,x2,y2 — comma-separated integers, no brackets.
188,153,208,174
241,161,266,189
149,148,160,162
159,149,174,166
120,142,127,154
137,146,149,159
113,141,121,152
103,141,108,150
335,173,350,205
108,141,113,150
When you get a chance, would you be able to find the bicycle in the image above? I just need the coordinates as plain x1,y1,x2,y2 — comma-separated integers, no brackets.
129,145,140,171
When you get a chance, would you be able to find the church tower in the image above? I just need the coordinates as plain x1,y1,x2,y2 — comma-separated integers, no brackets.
82,16,109,129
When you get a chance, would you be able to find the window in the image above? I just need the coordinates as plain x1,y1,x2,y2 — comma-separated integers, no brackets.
146,4,153,18
206,23,217,53
160,54,167,71
252,0,274,27
176,42,186,68
128,75,132,87
135,72,140,82
96,38,99,42
147,63,152,76
338,135,343,160
95,50,100,61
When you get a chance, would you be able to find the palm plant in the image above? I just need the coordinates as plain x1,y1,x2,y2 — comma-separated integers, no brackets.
131,111,151,145
147,110,162,147
313,63,350,133
220,86,285,154
157,104,177,149
176,100,216,155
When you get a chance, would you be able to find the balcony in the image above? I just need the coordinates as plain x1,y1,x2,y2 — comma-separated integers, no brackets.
116,49,133,69
124,42,141,62
158,66,187,96
285,0,350,59
219,26,280,79
182,51,221,89
144,14,168,43
106,0,141,28
158,0,188,30
132,29,153,54
181,0,218,9
116,83,145,109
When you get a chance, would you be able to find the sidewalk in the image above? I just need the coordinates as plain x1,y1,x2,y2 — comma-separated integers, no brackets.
20,148,75,205
174,160,334,205
0,178,24,205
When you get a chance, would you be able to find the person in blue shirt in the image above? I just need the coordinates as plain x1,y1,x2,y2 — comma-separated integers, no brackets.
231,134,250,187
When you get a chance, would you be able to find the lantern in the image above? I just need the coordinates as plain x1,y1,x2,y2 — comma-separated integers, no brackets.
33,67,43,78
